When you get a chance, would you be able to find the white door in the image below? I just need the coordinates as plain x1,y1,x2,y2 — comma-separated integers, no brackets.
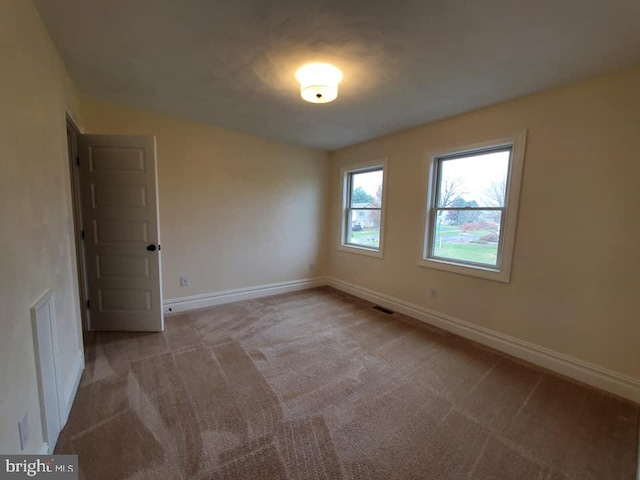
78,135,163,331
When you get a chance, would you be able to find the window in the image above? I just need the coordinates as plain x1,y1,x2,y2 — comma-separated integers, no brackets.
418,132,526,282
340,159,387,257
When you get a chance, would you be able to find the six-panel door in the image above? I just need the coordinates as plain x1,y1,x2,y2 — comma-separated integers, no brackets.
78,135,163,331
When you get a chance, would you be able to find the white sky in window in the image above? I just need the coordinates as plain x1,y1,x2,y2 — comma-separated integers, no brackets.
440,150,510,206
352,170,383,197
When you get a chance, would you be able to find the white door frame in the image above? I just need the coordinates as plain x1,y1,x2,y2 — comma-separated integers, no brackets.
66,115,91,331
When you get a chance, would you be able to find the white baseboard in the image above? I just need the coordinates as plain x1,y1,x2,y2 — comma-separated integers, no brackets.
164,277,327,314
61,350,84,425
161,274,640,403
326,277,640,403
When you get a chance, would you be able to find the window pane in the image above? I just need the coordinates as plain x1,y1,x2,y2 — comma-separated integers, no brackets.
350,169,383,208
431,210,502,266
437,149,510,208
347,209,381,248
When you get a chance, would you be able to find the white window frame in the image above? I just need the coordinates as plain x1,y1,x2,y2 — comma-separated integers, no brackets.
417,132,526,282
339,158,388,258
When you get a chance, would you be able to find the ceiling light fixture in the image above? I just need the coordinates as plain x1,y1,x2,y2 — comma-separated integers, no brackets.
295,63,343,104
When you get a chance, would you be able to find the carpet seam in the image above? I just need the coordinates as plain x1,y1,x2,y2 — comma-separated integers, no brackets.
465,433,492,479
511,373,544,424
466,355,503,395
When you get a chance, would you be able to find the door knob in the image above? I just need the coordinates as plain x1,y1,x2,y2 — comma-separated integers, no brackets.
146,244,157,252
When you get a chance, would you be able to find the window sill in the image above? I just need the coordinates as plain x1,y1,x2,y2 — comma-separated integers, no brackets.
417,257,510,283
338,244,384,258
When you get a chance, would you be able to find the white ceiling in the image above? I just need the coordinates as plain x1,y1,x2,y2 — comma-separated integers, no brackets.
35,0,640,150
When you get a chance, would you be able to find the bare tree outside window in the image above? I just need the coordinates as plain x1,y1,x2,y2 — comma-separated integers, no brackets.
439,177,465,207
483,176,507,223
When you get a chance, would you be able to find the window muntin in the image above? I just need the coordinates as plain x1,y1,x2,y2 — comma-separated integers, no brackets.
429,147,511,269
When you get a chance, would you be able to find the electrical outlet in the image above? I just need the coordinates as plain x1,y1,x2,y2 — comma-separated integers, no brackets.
180,276,190,287
429,288,438,299
18,414,29,450
309,263,315,272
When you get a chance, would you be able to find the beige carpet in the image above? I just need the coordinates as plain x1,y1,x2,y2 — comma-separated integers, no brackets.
56,287,639,479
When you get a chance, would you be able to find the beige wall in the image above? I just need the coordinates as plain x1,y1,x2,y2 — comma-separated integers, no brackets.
328,67,640,380
80,98,329,300
0,1,85,453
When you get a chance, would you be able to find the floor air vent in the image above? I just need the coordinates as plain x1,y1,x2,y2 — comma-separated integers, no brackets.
372,305,395,315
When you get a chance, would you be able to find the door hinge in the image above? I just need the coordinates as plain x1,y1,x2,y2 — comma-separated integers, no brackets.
86,299,90,310
158,244,161,251
81,230,85,240
76,156,80,166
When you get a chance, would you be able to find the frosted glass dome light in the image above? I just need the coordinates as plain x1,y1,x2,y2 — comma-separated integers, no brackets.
295,63,343,104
